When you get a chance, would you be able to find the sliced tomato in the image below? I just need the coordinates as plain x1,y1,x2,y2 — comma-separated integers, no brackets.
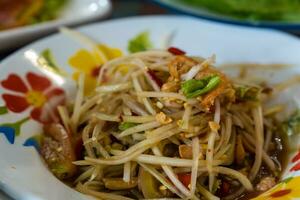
177,173,191,188
147,69,163,87
219,181,230,196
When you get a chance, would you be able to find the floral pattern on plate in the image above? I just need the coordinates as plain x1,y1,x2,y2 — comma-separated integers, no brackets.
0,72,65,144
253,176,300,200
1,72,65,123
68,44,122,95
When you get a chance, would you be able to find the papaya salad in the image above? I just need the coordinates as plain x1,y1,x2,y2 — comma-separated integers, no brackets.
40,30,287,200
0,0,68,30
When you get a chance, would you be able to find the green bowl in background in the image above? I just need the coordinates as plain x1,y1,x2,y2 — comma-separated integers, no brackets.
153,0,300,31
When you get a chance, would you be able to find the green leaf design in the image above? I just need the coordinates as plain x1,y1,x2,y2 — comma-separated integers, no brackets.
282,177,293,184
38,48,66,76
1,117,30,136
128,31,153,53
0,106,8,115
41,49,58,69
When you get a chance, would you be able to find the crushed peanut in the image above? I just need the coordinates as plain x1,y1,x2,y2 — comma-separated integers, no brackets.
179,132,188,139
56,147,62,152
209,121,220,132
159,185,168,191
196,96,202,101
193,126,201,132
183,133,194,138
177,120,183,127
156,112,173,124
198,153,204,160
183,103,189,108
156,101,164,109
176,99,184,104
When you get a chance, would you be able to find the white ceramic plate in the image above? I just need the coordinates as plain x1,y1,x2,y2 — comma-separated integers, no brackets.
0,0,111,51
1,15,300,200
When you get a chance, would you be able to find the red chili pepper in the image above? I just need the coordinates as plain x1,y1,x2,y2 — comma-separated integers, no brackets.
177,173,191,188
168,47,186,55
220,181,230,195
270,189,291,198
73,135,83,160
147,69,163,87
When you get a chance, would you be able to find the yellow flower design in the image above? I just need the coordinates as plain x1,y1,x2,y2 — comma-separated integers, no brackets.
253,177,300,200
69,44,122,95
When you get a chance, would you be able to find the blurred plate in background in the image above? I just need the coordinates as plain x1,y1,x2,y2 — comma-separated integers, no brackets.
153,0,300,31
0,0,111,52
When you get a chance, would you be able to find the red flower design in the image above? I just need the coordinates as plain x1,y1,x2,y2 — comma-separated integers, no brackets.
290,162,300,172
1,72,65,124
270,189,292,198
292,150,300,163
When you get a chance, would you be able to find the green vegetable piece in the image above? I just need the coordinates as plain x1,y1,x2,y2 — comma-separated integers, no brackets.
0,106,8,115
181,79,205,94
50,162,73,180
181,75,216,95
119,122,137,131
128,31,153,53
182,75,221,99
30,0,69,24
212,179,221,194
235,85,260,101
284,110,300,136
181,76,214,94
